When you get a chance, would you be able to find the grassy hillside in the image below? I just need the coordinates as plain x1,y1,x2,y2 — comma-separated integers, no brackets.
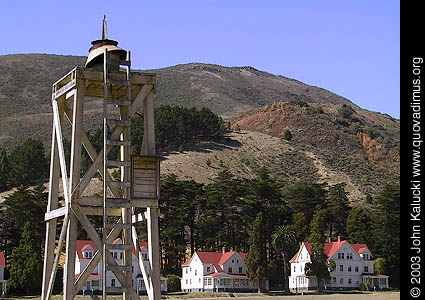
231,101,399,197
0,54,399,200
0,54,356,149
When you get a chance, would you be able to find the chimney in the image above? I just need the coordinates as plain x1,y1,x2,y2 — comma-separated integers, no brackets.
337,235,341,243
222,247,226,254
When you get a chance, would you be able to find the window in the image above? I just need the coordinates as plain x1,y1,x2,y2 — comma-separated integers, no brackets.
92,280,99,286
355,266,359,272
186,268,188,274
294,265,296,272
364,266,369,273
204,278,212,285
340,278,344,284
112,252,117,259
199,278,201,283
186,279,188,284
340,265,343,272
84,251,93,258
120,252,122,259
207,266,211,272
348,278,352,284
228,267,233,273
338,253,345,259
239,267,242,274
195,270,197,276
347,253,353,259
232,259,234,263
348,265,352,272
111,279,116,287
190,279,192,284
333,277,336,283
190,267,192,272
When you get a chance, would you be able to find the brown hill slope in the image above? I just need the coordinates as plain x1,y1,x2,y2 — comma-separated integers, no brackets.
231,101,399,197
0,54,356,150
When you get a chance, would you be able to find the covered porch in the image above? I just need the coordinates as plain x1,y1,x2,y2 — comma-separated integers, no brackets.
203,273,268,292
362,274,389,289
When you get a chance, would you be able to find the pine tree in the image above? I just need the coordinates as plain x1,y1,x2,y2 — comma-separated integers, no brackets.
8,221,42,294
325,183,351,239
370,184,400,287
0,147,10,190
8,139,48,186
246,212,268,292
305,207,331,291
346,205,372,244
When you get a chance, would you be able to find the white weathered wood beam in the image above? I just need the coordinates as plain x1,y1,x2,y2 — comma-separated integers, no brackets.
132,226,152,299
45,214,70,300
63,100,120,198
52,100,71,206
72,205,140,300
42,103,62,300
73,226,121,293
53,79,76,99
44,206,68,221
141,88,161,300
64,79,84,299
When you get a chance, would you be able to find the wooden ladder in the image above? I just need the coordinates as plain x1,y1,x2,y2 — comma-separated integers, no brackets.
102,48,133,298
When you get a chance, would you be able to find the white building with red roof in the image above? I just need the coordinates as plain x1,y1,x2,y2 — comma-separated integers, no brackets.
0,252,7,294
289,236,389,291
74,239,167,294
181,249,269,292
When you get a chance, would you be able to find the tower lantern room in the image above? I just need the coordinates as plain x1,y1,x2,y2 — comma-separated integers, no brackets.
42,17,161,300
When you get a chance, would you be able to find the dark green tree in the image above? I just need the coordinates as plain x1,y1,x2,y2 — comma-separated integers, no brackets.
370,184,400,287
246,212,268,292
325,183,351,239
283,129,293,141
305,207,330,292
8,139,49,186
271,225,297,293
338,104,355,119
0,185,47,257
0,147,10,190
346,205,372,244
284,181,327,224
8,221,42,294
289,212,309,242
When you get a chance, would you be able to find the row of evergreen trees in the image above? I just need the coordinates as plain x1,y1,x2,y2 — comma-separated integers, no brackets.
0,169,400,294
157,169,400,290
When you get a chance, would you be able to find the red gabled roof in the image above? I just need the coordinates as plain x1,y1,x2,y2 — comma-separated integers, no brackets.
76,240,98,259
0,252,5,268
290,241,374,262
182,250,247,269
76,240,148,260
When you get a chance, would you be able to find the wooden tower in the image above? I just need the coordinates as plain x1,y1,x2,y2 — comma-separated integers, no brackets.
41,18,161,300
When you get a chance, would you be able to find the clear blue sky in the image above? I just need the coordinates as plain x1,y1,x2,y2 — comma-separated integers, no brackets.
1,0,400,118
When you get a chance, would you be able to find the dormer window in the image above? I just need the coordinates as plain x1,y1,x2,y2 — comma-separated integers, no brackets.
84,251,93,258
207,266,211,273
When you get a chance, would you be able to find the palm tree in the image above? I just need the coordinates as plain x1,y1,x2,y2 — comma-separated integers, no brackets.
272,225,298,294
